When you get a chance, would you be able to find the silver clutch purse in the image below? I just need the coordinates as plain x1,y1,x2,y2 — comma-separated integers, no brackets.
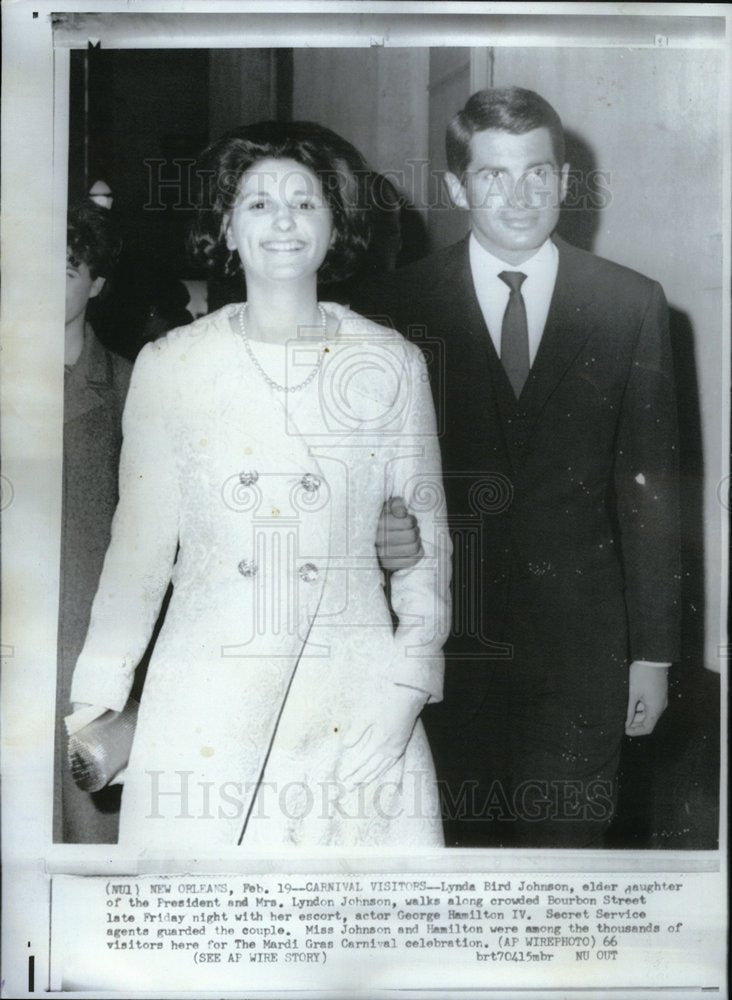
67,699,139,792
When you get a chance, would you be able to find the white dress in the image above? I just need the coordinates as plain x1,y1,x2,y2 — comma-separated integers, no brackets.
71,302,451,851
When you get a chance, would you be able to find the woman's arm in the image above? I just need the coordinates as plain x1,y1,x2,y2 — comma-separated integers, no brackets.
382,341,452,701
338,340,451,787
70,341,181,711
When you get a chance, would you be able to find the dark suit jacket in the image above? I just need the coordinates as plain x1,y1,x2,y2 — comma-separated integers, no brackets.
354,235,681,708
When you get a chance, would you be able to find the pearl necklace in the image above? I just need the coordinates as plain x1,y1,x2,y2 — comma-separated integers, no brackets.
237,303,327,393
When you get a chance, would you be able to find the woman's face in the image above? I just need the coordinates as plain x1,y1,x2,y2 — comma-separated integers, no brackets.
225,157,334,286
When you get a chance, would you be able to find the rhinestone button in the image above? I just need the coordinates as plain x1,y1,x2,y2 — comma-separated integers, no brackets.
298,562,319,583
238,559,258,577
300,473,321,493
239,470,259,487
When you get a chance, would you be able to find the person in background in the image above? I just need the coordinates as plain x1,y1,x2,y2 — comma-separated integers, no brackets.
54,201,131,842
84,177,194,360
97,265,194,360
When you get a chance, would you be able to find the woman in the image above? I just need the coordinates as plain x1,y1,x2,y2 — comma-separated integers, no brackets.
70,121,451,850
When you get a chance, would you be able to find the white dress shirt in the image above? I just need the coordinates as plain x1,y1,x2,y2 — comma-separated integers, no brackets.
469,233,558,366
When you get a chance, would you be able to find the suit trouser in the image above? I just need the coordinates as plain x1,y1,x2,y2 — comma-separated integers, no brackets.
423,605,629,849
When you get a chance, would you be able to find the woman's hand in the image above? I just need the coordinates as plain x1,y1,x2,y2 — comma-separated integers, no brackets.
337,684,427,789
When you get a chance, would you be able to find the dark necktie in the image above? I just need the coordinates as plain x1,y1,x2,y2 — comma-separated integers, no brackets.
498,270,529,398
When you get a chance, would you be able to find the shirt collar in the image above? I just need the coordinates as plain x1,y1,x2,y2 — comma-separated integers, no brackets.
469,232,557,279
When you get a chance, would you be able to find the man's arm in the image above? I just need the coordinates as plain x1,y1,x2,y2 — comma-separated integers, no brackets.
614,282,681,735
340,347,451,787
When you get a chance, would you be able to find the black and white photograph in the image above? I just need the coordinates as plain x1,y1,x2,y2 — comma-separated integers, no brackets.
1,2,728,997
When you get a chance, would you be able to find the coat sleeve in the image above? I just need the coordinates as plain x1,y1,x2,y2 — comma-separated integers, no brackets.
384,341,452,703
613,281,681,663
70,340,181,711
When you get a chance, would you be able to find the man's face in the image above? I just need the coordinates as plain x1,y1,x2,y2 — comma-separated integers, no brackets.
447,126,569,265
65,252,104,328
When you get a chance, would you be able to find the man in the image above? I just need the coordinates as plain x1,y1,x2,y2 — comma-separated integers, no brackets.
54,201,132,842
355,87,680,847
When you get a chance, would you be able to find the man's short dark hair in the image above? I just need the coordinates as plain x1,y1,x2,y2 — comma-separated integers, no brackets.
189,120,371,285
67,200,121,279
446,87,566,179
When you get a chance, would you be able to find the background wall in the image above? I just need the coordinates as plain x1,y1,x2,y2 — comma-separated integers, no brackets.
426,48,473,248
293,48,429,217
74,48,210,275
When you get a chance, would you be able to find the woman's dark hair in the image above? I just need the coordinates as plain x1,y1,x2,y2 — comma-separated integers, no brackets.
67,200,121,279
189,120,372,284
446,87,566,180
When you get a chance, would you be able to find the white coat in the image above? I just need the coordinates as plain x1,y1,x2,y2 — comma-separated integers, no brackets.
71,302,451,850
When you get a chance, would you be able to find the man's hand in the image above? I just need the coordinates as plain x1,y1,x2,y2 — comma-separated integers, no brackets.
625,661,669,736
375,496,423,571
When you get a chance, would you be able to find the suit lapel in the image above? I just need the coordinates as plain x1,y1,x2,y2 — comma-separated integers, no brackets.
443,238,489,341
440,240,527,466
438,239,498,365
520,237,593,427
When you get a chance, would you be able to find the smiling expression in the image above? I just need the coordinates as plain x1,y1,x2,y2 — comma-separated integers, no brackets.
224,158,334,286
447,127,569,265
